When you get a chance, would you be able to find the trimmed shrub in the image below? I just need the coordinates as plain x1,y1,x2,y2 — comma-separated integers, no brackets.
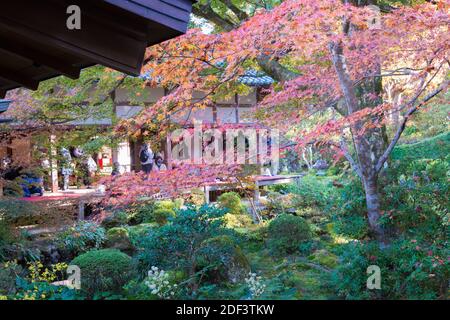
71,249,133,298
217,192,245,215
263,192,297,217
267,214,312,255
106,227,129,239
105,227,134,254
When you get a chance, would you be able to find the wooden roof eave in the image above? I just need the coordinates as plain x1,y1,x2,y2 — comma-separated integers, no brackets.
0,0,195,98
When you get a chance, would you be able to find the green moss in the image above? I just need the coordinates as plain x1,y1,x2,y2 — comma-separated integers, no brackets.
308,249,338,269
391,132,450,164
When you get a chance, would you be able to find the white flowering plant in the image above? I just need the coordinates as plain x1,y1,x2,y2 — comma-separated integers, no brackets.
245,272,266,299
144,266,178,299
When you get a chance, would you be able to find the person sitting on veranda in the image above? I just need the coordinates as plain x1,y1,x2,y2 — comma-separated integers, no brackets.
111,162,121,177
152,154,167,172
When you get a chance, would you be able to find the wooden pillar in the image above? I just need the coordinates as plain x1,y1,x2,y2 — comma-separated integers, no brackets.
253,181,260,205
78,200,85,221
234,93,240,123
204,186,210,204
166,134,173,170
50,133,59,193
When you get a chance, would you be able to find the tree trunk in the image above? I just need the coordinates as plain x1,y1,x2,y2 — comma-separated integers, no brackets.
363,175,385,243
353,131,388,244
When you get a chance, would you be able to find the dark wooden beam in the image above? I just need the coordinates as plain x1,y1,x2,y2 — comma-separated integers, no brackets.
0,66,39,90
0,0,194,95
0,2,147,75
0,36,80,80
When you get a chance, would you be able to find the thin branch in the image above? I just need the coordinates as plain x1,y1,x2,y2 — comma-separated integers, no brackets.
340,136,362,179
375,79,449,173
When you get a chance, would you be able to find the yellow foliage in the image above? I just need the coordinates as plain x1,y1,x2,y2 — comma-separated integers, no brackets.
28,261,68,283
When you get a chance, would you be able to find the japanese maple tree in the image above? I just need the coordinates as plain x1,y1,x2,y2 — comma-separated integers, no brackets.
122,0,449,243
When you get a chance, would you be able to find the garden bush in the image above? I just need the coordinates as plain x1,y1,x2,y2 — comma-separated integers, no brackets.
0,261,23,296
262,192,297,217
4,261,78,300
187,188,205,206
137,205,228,285
287,174,336,209
295,207,327,226
101,210,128,229
129,200,177,225
2,180,23,197
126,223,156,247
217,192,245,215
196,235,250,284
154,200,178,211
0,220,13,246
151,208,176,226
328,176,369,240
331,239,449,299
13,276,77,300
379,156,449,241
124,268,186,300
223,213,253,229
0,199,40,226
267,214,312,255
128,202,153,225
105,227,134,254
71,249,133,298
57,221,105,256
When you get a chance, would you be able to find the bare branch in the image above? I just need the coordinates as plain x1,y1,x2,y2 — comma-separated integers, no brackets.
375,79,449,173
340,136,363,179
